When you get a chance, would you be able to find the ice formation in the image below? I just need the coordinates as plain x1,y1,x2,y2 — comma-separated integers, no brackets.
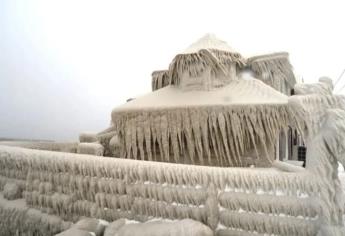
152,70,170,91
288,80,345,233
79,133,98,143
0,140,78,153
77,142,104,156
3,182,21,200
110,34,298,168
97,128,118,157
55,228,95,236
109,218,213,236
1,34,345,236
247,52,296,95
294,77,334,96
113,104,289,167
104,218,126,236
0,145,332,235
71,217,108,236
0,192,71,235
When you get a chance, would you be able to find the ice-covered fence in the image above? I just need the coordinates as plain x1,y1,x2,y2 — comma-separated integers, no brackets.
218,193,322,235
0,193,71,235
0,145,215,226
0,145,330,235
0,146,29,195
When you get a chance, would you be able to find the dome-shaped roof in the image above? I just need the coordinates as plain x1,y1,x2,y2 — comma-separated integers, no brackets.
183,34,238,54
169,34,246,88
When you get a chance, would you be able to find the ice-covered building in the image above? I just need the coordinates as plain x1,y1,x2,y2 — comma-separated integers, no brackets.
111,34,298,167
1,34,345,236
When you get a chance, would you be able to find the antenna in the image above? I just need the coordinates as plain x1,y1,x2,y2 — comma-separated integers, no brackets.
334,68,345,92
334,69,345,92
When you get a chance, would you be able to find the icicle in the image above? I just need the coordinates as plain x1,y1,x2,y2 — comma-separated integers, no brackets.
245,114,260,163
199,110,211,165
154,115,163,162
169,111,180,163
176,110,184,161
142,112,153,161
183,110,196,164
160,114,170,162
137,114,145,160
124,119,132,159
212,110,226,166
208,111,221,165
218,112,233,166
130,118,138,159
191,108,204,165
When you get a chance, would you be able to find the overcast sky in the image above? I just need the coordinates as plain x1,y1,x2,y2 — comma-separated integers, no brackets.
0,0,344,141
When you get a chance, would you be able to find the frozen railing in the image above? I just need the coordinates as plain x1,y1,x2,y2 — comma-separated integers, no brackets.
0,145,330,235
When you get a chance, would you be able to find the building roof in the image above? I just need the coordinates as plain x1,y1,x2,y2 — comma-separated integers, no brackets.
247,52,296,95
113,78,288,112
169,34,246,87
182,34,238,54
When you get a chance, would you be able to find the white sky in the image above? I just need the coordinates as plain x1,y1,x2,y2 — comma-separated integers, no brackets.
0,0,344,141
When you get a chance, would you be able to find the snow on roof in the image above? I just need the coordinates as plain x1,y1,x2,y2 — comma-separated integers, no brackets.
113,78,288,112
247,52,289,63
182,34,238,54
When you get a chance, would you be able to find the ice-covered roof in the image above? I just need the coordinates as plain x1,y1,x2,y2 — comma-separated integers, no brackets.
169,34,246,87
182,34,238,54
247,52,296,95
247,52,289,62
113,78,288,112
